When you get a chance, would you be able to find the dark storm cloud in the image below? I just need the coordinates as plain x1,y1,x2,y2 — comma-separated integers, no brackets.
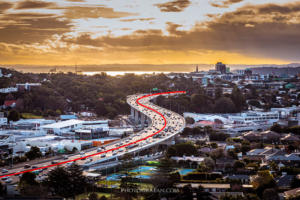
16,0,56,9
0,13,72,44
0,2,13,13
256,3,300,14
210,0,243,8
63,2,300,61
155,0,191,12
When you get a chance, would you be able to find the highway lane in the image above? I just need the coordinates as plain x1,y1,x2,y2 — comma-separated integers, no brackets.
0,91,186,184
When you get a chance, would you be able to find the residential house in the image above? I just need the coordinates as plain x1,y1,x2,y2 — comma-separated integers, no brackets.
3,100,17,109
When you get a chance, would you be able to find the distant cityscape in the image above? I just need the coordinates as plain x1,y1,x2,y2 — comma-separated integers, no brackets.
2,63,300,75
0,63,299,199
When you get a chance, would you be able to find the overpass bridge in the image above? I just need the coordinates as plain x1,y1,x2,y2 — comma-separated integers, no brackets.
83,91,186,167
0,91,186,178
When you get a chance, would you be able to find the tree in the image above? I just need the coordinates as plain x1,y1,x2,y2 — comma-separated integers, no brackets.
20,172,38,186
44,164,89,198
241,140,251,154
210,142,218,149
251,170,277,197
227,149,237,159
25,146,42,160
215,87,223,99
191,93,213,113
262,188,279,200
233,160,245,170
185,117,195,125
118,175,138,200
0,182,5,196
204,157,215,171
231,86,245,112
44,167,72,198
95,101,108,117
170,172,181,183
180,184,193,200
19,172,41,196
67,163,89,196
8,110,20,122
214,97,236,113
99,196,108,200
166,143,198,157
195,185,215,200
209,132,229,141
291,176,300,188
210,148,224,160
89,192,99,200
248,100,261,108
270,124,283,133
149,158,177,199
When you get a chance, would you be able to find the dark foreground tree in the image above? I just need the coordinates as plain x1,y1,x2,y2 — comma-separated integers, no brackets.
89,192,98,200
44,163,89,198
8,110,20,122
145,158,178,200
25,146,42,160
19,172,44,196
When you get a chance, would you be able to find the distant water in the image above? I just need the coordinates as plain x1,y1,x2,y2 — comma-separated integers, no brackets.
82,71,182,76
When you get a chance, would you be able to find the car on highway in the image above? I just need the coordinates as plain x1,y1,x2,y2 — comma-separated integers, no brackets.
24,164,30,169
2,169,8,173
5,178,12,184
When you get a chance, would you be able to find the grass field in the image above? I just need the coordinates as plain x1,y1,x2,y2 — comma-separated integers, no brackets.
21,113,43,119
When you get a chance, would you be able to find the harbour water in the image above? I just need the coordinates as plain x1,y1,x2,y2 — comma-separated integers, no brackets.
82,71,179,76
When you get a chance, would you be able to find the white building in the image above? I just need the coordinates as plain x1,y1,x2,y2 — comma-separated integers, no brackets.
0,130,45,140
23,135,92,152
0,87,18,93
16,83,41,91
109,127,133,137
41,119,83,135
271,106,300,119
10,118,55,130
184,111,279,135
0,134,15,146
183,112,230,124
228,111,279,125
0,117,7,126
82,120,109,131
80,111,97,117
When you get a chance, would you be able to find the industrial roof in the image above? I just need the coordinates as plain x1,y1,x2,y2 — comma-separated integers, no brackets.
41,119,83,129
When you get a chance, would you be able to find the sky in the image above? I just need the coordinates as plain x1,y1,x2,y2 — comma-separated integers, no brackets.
0,0,300,66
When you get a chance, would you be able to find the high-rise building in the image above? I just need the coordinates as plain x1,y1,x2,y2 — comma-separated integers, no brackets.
215,62,226,74
244,68,252,76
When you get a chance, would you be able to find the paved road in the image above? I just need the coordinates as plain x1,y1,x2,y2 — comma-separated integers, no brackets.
0,91,186,185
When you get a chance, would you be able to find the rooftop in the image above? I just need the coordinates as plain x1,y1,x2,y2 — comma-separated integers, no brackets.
41,119,83,129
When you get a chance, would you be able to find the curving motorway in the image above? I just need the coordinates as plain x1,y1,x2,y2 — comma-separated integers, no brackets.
0,91,186,180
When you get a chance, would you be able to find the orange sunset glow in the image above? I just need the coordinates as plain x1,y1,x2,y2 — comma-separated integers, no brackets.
0,0,300,67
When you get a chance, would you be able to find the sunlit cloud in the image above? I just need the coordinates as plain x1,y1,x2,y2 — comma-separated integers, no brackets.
0,0,299,66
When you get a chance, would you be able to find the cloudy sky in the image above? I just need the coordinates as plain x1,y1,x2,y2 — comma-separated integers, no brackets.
0,0,300,65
